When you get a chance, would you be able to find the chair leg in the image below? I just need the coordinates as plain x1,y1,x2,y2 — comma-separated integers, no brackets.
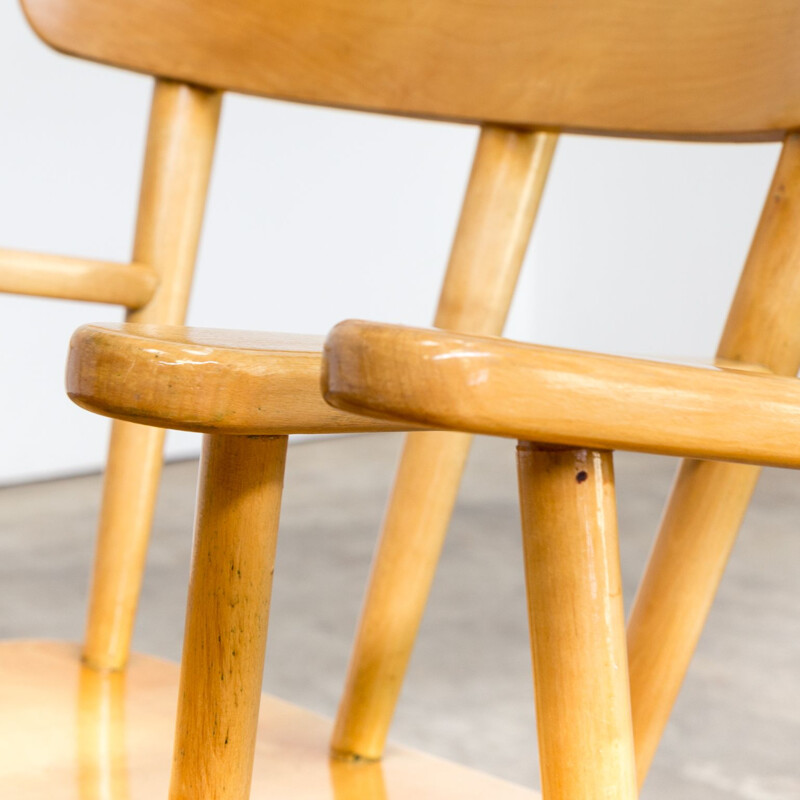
81,80,221,671
168,434,288,800
627,132,800,784
627,459,760,783
332,125,558,760
83,422,167,670
518,443,637,800
329,756,388,800
332,430,473,758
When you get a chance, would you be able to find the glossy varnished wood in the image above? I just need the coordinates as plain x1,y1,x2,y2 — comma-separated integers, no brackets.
717,133,800,372
82,81,221,672
170,435,287,799
627,132,800,782
627,460,760,783
324,134,800,789
0,641,538,799
332,127,557,760
432,130,558,335
125,82,221,330
0,249,157,307
68,324,419,435
323,320,800,469
518,446,636,800
21,0,800,139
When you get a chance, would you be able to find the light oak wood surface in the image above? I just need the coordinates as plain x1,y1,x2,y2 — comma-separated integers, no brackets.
0,249,157,308
627,131,800,782
518,446,637,800
67,324,420,435
21,0,800,139
125,82,221,330
627,459,760,784
82,81,221,672
432,130,558,336
0,641,538,799
717,132,800,374
27,1,800,794
170,435,287,799
332,127,557,760
323,320,800,469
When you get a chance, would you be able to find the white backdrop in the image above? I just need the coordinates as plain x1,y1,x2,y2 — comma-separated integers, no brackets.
0,2,780,484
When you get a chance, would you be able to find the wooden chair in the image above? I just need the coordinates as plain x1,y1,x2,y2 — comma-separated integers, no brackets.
321,320,800,797
16,0,559,683
59,323,536,799
16,0,800,796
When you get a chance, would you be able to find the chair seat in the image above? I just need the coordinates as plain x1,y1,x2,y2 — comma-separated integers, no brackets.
0,640,537,799
67,324,423,435
323,320,800,469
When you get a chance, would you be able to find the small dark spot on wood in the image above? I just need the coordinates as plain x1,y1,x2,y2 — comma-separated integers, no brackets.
576,470,588,483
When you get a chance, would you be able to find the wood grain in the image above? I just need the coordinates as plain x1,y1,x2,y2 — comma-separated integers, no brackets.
322,319,800,469
169,435,287,799
67,323,420,435
518,445,636,800
22,0,800,139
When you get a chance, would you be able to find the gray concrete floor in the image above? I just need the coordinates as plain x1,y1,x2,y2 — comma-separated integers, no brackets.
0,433,798,798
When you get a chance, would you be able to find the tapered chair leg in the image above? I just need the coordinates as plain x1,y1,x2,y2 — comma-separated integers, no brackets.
332,125,558,759
82,80,221,671
83,422,167,670
332,430,473,757
627,459,759,783
169,434,288,800
627,132,800,784
518,444,637,800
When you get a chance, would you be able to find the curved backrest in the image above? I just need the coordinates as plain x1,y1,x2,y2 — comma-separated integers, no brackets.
21,0,800,140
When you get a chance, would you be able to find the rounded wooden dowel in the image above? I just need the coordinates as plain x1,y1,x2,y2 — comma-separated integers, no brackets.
332,126,557,759
83,79,221,671
332,430,472,759
518,444,637,800
627,459,759,781
169,434,288,800
0,249,157,308
628,132,800,785
83,420,167,671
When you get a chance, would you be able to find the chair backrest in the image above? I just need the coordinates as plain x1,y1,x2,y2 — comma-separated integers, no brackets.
22,0,800,141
